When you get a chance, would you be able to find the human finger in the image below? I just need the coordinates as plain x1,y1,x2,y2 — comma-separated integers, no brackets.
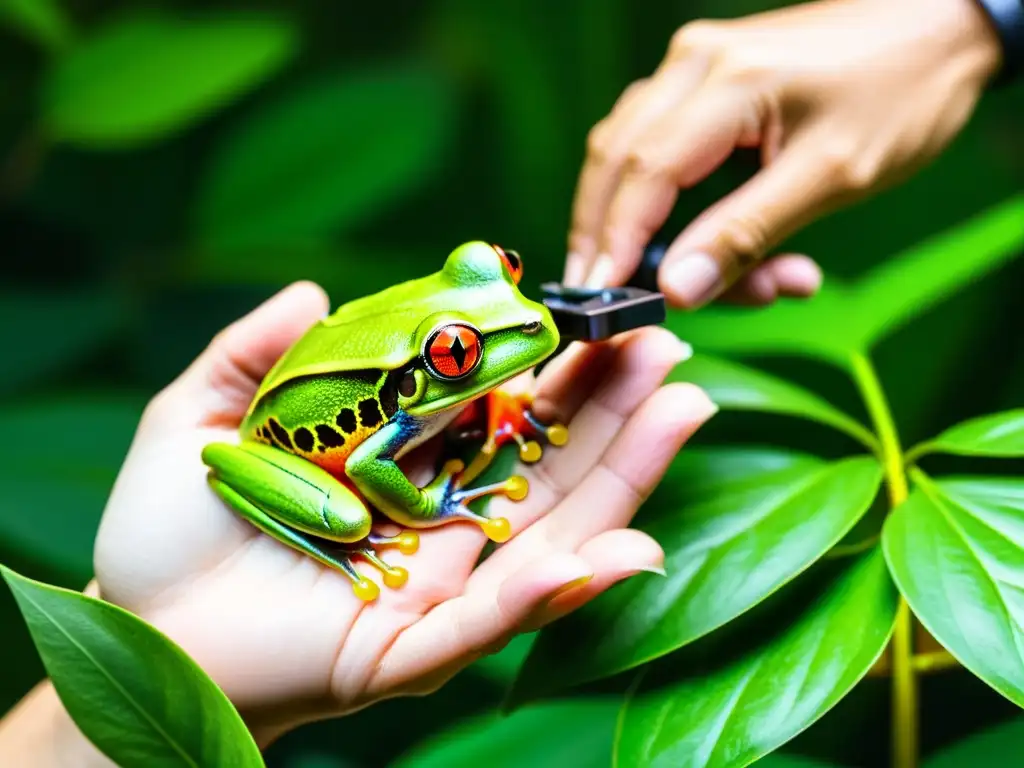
468,379,712,595
658,137,845,308
147,282,329,430
588,81,762,290
521,527,665,630
718,253,823,305
368,552,594,696
566,60,709,286
539,382,716,550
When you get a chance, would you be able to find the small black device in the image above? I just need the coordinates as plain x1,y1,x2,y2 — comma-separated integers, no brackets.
541,244,669,343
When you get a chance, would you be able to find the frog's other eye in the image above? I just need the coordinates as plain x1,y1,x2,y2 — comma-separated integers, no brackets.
397,368,428,407
492,244,523,284
522,320,543,335
398,371,418,398
424,323,483,380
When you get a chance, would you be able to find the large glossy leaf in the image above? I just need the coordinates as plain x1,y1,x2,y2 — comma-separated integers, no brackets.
1,566,263,767
615,549,898,768
909,410,1024,460
666,283,857,366
508,449,882,707
667,195,1024,365
43,13,296,147
0,0,71,50
471,632,535,684
671,355,877,449
0,288,126,397
0,397,144,580
390,700,620,768
923,715,1024,767
194,67,456,253
852,194,1024,347
883,472,1024,707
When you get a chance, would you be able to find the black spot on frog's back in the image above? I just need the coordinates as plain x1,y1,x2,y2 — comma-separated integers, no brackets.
336,408,358,433
293,427,315,452
315,424,345,448
268,418,293,450
359,398,383,428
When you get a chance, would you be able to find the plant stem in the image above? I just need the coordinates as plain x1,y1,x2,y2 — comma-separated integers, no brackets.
850,352,916,768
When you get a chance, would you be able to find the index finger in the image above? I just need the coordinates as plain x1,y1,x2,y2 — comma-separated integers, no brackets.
594,84,758,289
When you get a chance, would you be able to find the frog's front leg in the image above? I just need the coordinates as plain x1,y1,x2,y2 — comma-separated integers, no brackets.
345,412,527,543
202,441,417,602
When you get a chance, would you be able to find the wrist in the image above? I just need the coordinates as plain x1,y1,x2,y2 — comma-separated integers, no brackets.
0,681,115,768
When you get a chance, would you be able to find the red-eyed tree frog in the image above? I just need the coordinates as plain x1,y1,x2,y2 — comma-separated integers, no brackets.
201,242,568,602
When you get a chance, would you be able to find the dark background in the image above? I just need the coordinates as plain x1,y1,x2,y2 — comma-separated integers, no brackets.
1,0,1023,765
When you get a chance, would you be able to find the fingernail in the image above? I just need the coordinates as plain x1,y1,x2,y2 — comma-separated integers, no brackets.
564,252,587,286
673,338,694,364
663,253,722,307
548,574,593,600
698,396,720,421
585,254,614,289
633,565,667,577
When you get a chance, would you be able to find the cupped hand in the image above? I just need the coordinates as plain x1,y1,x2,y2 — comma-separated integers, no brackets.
566,0,1002,307
92,281,716,743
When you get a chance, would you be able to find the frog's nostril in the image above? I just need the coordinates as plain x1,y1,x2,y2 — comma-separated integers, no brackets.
522,320,543,335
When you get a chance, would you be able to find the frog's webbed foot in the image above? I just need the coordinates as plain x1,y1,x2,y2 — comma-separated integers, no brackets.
425,458,529,543
453,391,569,486
310,533,421,601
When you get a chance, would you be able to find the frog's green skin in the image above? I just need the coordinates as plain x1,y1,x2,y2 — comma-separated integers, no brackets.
201,242,560,600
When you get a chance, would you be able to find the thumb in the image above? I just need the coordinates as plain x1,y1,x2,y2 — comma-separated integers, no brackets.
147,281,330,430
659,140,845,308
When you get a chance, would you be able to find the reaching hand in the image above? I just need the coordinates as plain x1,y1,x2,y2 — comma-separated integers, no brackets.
565,0,1001,308
90,281,716,744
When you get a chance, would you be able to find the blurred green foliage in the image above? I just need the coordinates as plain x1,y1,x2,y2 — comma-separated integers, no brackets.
1,0,1023,765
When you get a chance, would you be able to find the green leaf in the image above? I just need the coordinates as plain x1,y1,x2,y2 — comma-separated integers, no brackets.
0,396,144,581
471,632,534,683
194,66,456,253
758,756,843,768
0,0,71,51
42,13,296,148
1,565,263,767
667,195,1024,365
924,715,1024,767
508,449,883,706
666,283,858,366
853,194,1024,347
909,410,1024,460
671,355,877,449
391,700,620,768
0,288,126,397
883,471,1024,707
615,549,898,768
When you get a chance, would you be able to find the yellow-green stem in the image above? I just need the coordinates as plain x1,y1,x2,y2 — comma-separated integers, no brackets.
850,352,916,768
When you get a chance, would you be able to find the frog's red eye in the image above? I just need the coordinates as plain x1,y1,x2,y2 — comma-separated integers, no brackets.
424,324,483,380
492,244,523,284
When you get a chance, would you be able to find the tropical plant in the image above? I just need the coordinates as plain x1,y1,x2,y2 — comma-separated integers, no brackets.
2,0,1024,766
509,195,1024,767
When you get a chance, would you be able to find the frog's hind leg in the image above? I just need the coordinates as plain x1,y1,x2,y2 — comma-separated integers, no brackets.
206,476,381,602
454,391,570,486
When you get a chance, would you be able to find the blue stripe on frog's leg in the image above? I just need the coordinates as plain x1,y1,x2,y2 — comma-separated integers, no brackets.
345,409,527,542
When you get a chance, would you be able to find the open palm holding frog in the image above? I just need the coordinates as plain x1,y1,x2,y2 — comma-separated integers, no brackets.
0,243,715,763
